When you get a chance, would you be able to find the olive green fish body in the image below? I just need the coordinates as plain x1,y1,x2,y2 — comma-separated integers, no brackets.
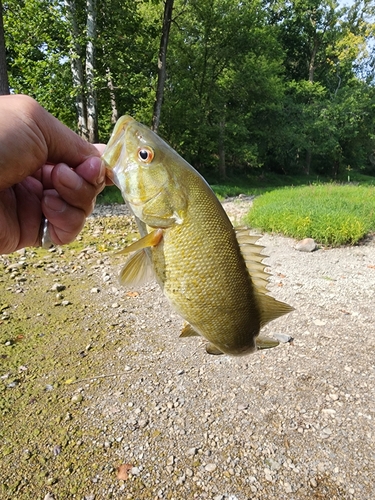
149,174,260,355
102,116,293,356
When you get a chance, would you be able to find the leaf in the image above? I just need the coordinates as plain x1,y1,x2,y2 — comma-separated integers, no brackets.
64,378,76,385
117,463,133,481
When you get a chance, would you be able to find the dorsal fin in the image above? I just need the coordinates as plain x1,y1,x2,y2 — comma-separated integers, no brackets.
235,227,294,324
234,227,269,294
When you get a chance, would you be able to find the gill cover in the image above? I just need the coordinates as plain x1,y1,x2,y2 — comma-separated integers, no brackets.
102,115,188,228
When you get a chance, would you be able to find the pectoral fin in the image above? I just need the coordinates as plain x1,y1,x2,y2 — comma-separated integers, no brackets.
256,335,279,350
115,229,163,256
119,249,154,287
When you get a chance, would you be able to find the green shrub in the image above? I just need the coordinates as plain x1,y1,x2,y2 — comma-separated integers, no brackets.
245,184,375,246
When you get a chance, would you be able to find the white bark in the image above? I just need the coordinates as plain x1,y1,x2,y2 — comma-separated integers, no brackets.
64,0,88,138
106,67,118,124
85,0,98,143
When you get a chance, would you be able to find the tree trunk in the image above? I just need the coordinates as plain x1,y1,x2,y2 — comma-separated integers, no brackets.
0,0,10,95
85,0,98,143
304,149,311,175
151,0,174,133
64,0,88,139
308,36,319,84
218,116,226,180
106,68,118,124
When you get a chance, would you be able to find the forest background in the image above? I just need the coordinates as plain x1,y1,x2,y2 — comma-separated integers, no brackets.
0,0,375,182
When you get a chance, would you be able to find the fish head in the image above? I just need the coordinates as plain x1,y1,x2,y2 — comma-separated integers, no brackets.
102,115,188,228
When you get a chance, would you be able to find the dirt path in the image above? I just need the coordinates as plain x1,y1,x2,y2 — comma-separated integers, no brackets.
1,199,374,499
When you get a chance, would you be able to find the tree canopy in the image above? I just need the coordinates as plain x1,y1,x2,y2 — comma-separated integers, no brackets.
2,0,375,179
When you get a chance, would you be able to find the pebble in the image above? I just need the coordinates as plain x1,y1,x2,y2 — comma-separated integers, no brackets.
205,463,217,472
313,319,326,326
295,238,317,252
273,333,293,343
51,283,65,292
71,393,83,403
284,482,293,493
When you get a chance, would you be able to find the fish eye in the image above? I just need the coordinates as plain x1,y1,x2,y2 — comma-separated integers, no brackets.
137,147,154,164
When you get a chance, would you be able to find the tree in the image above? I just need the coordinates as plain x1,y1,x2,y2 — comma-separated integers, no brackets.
0,0,9,94
152,0,174,133
161,0,285,178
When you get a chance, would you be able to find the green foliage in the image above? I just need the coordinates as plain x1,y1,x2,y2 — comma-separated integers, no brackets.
246,184,375,246
97,185,124,204
2,0,375,174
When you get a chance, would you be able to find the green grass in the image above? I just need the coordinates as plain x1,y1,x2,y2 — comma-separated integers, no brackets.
245,184,375,246
97,172,375,246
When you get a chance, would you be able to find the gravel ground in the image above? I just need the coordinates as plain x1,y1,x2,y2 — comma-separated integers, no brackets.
1,197,375,499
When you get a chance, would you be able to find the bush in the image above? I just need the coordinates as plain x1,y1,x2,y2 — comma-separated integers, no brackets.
245,184,375,246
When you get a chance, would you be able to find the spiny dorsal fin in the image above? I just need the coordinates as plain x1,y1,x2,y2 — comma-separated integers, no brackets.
119,249,154,287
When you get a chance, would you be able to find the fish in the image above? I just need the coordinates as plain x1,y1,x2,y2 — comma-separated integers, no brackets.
102,115,294,356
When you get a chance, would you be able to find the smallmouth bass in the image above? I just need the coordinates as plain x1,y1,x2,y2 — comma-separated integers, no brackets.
102,116,293,356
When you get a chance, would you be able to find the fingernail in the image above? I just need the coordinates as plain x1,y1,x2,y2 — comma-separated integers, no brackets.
97,162,106,184
91,157,105,185
44,195,67,213
59,164,83,190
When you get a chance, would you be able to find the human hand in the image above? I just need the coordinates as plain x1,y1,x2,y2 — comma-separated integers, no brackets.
0,95,107,254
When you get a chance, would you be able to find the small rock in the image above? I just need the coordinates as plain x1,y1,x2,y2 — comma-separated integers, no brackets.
71,393,83,403
295,238,317,252
53,445,61,456
44,494,55,500
310,477,318,488
237,403,248,410
166,455,175,466
313,319,326,326
205,463,217,472
284,481,293,493
138,419,149,429
90,287,100,293
187,447,197,456
61,300,71,307
51,283,65,292
272,333,293,343
130,466,140,476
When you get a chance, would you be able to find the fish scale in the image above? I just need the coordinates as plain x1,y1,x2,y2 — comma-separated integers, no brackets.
102,116,293,356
